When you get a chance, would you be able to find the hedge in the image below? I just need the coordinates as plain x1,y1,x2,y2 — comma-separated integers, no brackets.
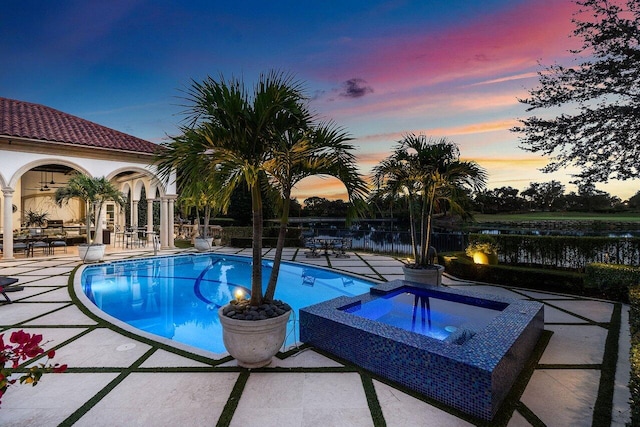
440,253,584,294
473,234,640,270
584,263,640,303
630,286,640,426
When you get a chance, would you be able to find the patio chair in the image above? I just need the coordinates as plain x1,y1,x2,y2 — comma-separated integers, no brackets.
304,238,322,258
31,240,50,255
50,240,67,254
333,238,351,258
12,241,31,256
0,276,23,303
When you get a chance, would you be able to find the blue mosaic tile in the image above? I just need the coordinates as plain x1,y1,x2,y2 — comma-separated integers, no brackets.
299,280,544,421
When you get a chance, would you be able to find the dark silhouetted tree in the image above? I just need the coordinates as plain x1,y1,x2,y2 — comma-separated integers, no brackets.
513,0,640,183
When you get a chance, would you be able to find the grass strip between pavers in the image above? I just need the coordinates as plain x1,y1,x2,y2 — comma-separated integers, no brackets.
360,372,386,427
57,346,158,426
216,370,249,427
591,302,621,427
514,402,547,427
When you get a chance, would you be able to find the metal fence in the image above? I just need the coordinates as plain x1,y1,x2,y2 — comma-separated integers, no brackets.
309,229,469,258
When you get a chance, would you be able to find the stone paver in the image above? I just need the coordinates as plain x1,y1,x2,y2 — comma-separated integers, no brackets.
0,246,631,426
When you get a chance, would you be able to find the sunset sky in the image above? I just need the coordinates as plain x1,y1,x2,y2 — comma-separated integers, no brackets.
2,0,638,201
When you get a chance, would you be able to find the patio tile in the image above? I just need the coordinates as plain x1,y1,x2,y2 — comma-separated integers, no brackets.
139,349,212,368
232,372,372,427
539,324,607,365
0,302,70,325
10,286,66,301
521,369,599,427
542,304,589,323
374,380,473,427
1,373,119,427
23,304,97,326
49,327,152,368
21,266,74,275
371,266,406,275
546,299,614,323
0,266,45,275
507,410,534,426
16,275,70,286
75,372,239,427
271,349,345,368
445,284,524,299
4,326,89,353
516,289,577,300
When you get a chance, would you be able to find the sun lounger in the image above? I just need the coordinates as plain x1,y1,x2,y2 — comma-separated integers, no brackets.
0,277,23,303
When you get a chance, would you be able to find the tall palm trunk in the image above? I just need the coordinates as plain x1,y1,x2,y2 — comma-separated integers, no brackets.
424,185,436,265
265,190,290,301
93,201,104,244
85,200,92,244
407,192,419,263
250,184,263,306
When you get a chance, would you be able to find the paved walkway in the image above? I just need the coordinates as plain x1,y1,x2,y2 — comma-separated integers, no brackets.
0,246,631,426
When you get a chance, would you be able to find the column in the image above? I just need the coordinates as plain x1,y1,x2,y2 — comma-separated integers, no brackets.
147,199,154,243
167,197,175,248
2,188,14,259
160,197,169,249
132,200,139,229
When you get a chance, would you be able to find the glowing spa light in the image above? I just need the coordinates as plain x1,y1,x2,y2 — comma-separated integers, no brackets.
234,289,244,302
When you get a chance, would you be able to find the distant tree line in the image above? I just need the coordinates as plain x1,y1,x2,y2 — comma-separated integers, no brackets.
474,181,640,214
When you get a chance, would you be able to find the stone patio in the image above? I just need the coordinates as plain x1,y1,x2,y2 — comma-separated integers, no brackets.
0,246,631,426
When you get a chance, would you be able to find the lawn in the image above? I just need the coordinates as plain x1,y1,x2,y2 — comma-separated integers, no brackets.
473,211,640,223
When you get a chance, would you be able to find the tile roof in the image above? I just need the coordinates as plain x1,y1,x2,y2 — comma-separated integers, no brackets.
0,97,159,154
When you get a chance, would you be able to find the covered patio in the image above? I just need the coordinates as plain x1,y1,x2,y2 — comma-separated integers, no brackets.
0,97,177,260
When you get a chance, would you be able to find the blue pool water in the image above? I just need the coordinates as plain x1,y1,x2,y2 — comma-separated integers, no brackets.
342,287,507,341
80,253,375,354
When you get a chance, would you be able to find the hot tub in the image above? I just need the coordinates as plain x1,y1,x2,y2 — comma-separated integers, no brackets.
299,280,544,421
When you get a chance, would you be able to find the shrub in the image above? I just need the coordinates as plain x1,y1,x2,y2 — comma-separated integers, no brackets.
465,235,498,257
440,252,584,294
584,263,640,303
630,286,640,426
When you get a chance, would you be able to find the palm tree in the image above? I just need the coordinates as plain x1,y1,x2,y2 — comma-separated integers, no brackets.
155,71,310,306
54,174,125,245
372,134,487,268
263,121,368,300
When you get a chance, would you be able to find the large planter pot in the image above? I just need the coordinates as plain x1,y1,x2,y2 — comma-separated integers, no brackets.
402,264,445,286
78,243,106,264
218,306,291,368
194,237,213,252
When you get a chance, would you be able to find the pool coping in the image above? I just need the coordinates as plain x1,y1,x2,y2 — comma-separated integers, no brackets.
73,251,384,361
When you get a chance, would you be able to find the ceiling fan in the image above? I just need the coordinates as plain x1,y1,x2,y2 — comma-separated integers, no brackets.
28,172,67,192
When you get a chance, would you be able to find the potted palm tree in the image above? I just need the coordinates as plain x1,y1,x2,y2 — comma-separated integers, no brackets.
155,71,365,367
54,174,125,263
372,134,487,285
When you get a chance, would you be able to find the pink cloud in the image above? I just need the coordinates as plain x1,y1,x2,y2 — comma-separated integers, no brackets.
313,0,578,92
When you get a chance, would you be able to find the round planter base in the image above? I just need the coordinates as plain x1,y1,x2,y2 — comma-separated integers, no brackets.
218,307,291,368
194,237,213,252
402,264,445,286
78,244,106,264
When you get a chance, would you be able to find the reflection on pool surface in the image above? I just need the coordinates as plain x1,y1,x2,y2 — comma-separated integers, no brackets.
79,253,375,354
342,287,507,341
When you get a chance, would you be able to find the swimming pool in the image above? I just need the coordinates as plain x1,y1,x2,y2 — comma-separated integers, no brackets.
77,253,376,355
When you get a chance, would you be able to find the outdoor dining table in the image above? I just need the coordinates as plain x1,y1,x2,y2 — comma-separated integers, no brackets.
313,236,347,256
